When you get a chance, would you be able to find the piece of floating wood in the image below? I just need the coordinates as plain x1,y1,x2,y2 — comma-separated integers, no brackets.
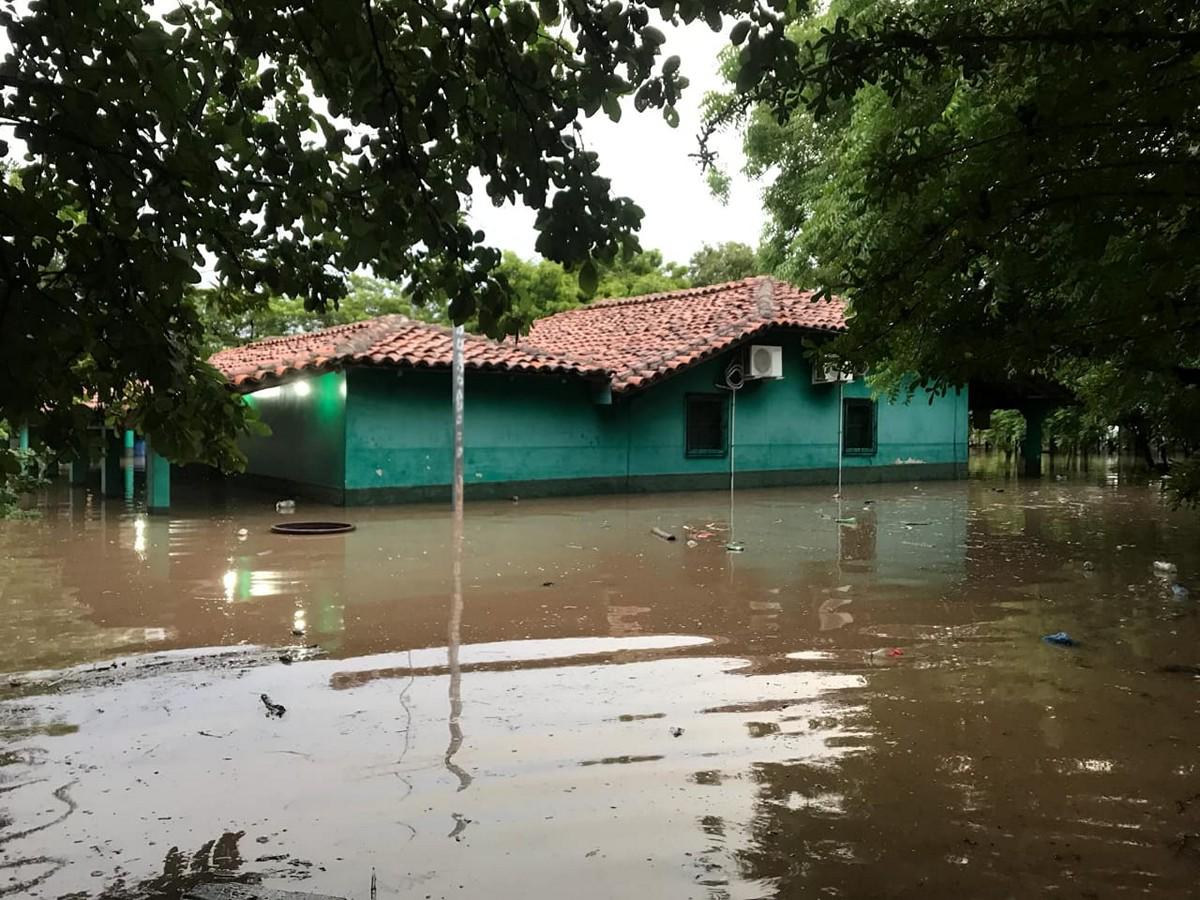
651,527,676,542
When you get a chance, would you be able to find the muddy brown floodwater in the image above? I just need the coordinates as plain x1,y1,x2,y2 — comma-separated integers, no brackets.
2,463,1199,899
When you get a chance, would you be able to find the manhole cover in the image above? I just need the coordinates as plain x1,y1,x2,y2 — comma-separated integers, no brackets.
270,521,356,535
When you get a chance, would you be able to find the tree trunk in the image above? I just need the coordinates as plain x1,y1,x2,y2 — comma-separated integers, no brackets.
1128,421,1153,470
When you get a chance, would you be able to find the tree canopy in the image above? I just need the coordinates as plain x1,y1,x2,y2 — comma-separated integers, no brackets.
193,273,447,356
1,0,789,470
686,240,759,285
466,246,689,333
708,0,1200,477
196,248,691,351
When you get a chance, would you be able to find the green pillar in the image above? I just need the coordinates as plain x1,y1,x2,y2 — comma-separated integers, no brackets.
123,429,135,451
146,438,170,513
17,423,29,451
1021,408,1044,477
101,429,123,498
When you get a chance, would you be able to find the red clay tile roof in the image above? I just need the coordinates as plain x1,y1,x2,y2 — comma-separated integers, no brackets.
524,276,846,392
210,315,605,391
210,277,846,393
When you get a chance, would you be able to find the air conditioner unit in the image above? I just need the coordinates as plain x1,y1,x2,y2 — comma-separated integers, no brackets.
746,345,783,380
812,360,854,385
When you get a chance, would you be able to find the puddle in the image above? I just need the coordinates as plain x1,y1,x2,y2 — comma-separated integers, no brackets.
1,466,1199,897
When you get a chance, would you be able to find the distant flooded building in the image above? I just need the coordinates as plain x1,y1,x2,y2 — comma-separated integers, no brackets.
209,277,967,505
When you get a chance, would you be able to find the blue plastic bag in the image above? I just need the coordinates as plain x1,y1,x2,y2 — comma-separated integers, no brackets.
1042,631,1076,647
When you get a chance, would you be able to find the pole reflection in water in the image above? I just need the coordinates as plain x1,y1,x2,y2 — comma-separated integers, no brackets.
443,511,470,791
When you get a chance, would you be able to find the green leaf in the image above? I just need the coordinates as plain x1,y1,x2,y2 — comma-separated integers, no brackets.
578,259,598,295
729,21,751,45
641,26,666,46
601,93,622,122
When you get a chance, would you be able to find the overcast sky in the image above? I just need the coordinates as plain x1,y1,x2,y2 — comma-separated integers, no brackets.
467,23,765,267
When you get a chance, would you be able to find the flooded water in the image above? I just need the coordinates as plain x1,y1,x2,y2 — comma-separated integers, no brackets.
2,460,1199,898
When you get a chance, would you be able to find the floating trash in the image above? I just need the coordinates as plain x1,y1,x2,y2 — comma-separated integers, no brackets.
1042,631,1076,647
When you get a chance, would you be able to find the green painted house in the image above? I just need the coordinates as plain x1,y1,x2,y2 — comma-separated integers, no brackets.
210,277,967,505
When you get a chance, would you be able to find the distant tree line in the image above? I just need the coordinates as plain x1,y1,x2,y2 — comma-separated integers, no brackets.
194,241,764,352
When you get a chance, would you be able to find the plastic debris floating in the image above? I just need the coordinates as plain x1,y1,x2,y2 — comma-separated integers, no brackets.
1042,631,1077,647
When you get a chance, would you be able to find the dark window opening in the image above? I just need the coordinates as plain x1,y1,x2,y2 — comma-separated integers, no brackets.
843,399,876,455
686,394,727,458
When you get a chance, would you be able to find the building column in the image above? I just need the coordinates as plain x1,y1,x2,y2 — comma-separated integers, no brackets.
69,456,90,486
1021,407,1045,477
124,430,136,501
17,423,29,451
146,438,170,513
101,429,123,498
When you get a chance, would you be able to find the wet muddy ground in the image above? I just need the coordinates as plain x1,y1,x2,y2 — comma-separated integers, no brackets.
2,460,1199,898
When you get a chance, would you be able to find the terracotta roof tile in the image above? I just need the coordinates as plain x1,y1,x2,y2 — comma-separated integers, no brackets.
210,277,846,393
524,276,846,392
209,315,605,391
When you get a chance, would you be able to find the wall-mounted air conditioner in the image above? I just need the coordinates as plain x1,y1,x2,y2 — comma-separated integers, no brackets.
746,345,783,380
812,360,854,385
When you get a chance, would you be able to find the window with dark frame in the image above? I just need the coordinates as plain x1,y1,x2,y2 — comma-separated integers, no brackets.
685,393,727,458
842,398,876,455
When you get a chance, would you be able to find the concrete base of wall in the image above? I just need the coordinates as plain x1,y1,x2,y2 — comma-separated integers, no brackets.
219,470,349,507
320,462,968,506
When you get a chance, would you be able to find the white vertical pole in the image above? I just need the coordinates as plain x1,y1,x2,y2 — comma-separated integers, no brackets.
836,378,845,525
729,389,736,537
451,324,465,513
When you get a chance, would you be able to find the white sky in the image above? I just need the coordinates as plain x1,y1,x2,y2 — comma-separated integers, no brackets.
467,23,764,267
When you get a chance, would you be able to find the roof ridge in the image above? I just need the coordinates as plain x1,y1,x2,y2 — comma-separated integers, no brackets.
555,275,768,314
218,314,406,351
754,277,776,318
369,319,609,371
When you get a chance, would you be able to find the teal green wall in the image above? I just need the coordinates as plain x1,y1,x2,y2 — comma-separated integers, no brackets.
344,367,627,491
241,371,346,490
622,332,966,477
239,330,967,500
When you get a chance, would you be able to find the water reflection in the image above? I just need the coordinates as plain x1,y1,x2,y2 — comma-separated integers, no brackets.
2,470,1200,897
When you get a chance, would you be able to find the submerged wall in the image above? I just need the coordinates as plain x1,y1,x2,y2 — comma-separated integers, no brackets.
620,331,965,489
330,329,967,504
343,367,627,501
231,329,966,503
